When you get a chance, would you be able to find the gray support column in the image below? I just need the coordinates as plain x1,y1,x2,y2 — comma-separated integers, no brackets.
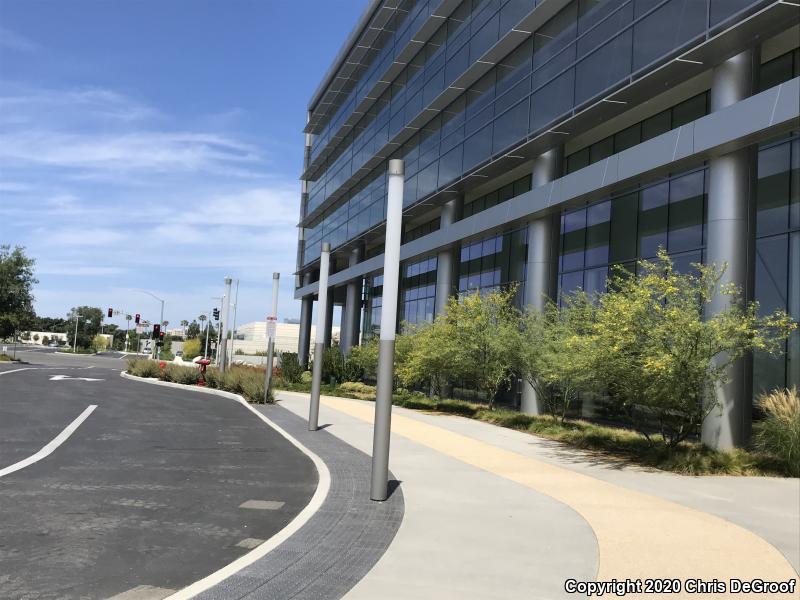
434,197,463,316
341,246,363,355
298,296,313,368
702,49,759,450
521,148,562,415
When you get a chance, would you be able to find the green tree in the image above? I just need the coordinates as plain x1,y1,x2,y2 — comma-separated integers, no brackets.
347,338,379,379
187,320,201,339
401,288,520,407
66,306,103,349
591,251,796,446
518,292,598,420
0,245,38,340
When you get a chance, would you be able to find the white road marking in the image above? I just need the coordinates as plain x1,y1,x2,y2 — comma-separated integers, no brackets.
106,585,176,599
0,405,97,478
0,367,38,377
239,500,284,510
235,538,265,549
49,374,104,382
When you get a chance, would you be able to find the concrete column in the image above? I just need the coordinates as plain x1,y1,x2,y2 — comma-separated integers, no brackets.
521,148,562,414
702,49,759,450
298,296,313,368
341,246,363,355
434,197,463,316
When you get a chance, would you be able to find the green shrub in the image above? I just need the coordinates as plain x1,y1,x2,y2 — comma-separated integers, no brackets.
321,345,344,383
127,359,160,378
753,387,800,477
183,338,202,360
0,353,16,362
161,364,200,385
300,370,312,384
339,381,376,399
280,352,303,384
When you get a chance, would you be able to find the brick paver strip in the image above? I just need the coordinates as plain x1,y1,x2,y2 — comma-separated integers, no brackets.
195,404,404,600
307,393,797,600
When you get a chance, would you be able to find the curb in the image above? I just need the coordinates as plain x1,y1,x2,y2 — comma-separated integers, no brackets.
120,371,332,599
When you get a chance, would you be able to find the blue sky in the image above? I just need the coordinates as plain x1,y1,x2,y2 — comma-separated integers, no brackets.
0,0,363,329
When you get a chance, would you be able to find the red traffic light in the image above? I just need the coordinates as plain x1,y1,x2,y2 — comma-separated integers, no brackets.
107,307,113,318
135,313,140,324
159,331,165,339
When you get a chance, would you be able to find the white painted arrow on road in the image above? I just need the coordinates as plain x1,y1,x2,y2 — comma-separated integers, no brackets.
49,375,105,382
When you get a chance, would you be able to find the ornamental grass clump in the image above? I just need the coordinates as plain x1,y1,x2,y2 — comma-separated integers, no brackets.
753,387,800,477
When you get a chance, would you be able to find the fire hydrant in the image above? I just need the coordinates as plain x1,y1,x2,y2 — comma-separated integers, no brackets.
197,359,211,386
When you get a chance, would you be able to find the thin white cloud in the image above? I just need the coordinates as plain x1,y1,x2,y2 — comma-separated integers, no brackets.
0,27,39,53
0,130,262,174
45,227,127,247
0,86,161,124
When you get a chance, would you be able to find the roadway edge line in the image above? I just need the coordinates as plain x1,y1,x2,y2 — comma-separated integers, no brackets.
119,371,332,599
0,405,97,478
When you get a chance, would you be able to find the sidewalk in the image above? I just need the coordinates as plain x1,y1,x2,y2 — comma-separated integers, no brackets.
276,391,799,600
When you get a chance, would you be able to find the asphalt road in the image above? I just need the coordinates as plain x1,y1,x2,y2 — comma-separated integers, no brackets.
0,353,318,599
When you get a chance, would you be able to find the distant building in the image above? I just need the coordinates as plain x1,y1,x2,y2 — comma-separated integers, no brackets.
233,321,340,355
21,331,68,345
283,317,301,324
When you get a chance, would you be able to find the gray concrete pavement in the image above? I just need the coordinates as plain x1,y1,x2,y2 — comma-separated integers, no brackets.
276,391,599,600
0,357,317,599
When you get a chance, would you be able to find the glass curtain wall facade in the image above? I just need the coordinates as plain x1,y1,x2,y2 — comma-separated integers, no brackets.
298,0,800,441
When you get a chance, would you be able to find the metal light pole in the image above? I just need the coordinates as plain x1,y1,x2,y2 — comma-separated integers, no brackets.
309,242,331,431
72,312,82,353
370,159,404,502
229,279,240,368
219,277,233,373
264,272,280,403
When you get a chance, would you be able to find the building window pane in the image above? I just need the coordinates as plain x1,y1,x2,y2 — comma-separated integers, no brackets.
561,207,587,271
609,192,638,263
463,123,493,170
671,93,707,127
753,234,790,395
559,270,584,301
641,110,671,141
632,0,707,71
639,181,668,258
668,170,704,253
585,200,611,267
530,69,575,133
492,99,530,154
757,143,791,236
614,123,641,153
575,29,633,105
584,266,608,296
566,147,591,174
590,137,614,163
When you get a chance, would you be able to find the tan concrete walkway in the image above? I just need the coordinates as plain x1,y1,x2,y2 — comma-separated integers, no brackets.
278,391,798,599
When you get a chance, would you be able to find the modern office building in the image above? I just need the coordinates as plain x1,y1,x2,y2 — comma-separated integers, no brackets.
296,0,800,448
